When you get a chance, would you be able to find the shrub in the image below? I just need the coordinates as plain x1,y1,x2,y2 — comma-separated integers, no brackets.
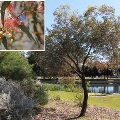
74,85,84,107
0,80,34,120
0,52,33,81
59,76,75,85
33,87,48,105
43,83,83,93
21,79,48,105
43,83,66,91
20,79,36,97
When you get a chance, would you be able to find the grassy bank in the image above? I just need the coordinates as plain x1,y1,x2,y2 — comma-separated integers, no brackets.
89,94,120,111
49,91,120,111
49,91,78,101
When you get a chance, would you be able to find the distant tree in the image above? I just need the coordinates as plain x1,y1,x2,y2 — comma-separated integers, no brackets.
0,52,33,81
100,68,113,80
85,66,91,77
27,52,42,76
92,66,99,77
28,51,72,77
85,66,99,77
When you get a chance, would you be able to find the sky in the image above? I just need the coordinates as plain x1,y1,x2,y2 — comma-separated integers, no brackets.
46,0,120,30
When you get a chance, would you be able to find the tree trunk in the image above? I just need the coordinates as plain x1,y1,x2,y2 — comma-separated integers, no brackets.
107,75,108,80
104,75,105,80
78,75,88,117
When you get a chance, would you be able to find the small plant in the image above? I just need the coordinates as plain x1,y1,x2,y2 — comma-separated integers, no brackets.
74,85,84,107
75,92,83,107
33,86,48,105
86,81,90,91
53,95,61,101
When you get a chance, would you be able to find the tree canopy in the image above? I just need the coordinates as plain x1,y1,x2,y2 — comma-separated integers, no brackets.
0,52,33,81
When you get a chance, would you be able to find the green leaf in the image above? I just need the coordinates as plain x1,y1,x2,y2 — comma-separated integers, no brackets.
18,25,37,43
1,1,11,27
2,36,9,50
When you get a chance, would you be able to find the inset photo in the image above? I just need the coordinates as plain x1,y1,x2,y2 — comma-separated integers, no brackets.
0,1,45,50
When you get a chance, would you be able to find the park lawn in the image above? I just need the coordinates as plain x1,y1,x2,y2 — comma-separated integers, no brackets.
49,91,120,111
89,94,120,111
49,91,77,101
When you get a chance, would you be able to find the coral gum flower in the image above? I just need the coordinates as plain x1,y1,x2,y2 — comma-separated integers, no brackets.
6,3,15,11
3,18,21,31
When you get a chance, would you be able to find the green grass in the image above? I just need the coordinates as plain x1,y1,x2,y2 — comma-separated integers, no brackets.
89,94,120,111
49,91,77,101
49,91,120,111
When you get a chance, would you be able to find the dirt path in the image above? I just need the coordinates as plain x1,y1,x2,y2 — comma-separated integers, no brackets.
34,100,120,120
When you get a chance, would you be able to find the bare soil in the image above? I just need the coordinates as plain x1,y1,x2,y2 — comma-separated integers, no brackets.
34,100,120,120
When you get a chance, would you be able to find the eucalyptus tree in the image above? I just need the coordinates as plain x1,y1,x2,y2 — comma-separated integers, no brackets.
34,4,120,118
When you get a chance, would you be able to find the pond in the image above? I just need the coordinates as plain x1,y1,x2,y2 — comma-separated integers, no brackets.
89,84,120,94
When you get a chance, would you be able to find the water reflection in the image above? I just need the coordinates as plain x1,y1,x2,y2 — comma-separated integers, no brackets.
89,84,120,94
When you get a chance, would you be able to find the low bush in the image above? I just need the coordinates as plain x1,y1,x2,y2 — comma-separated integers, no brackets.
74,85,84,107
0,80,34,120
43,83,66,91
59,76,75,85
43,83,83,93
0,79,49,119
21,79,48,105
33,87,48,105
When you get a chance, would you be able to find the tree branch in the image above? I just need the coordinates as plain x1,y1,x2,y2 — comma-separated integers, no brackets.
83,39,94,67
67,53,82,73
64,60,82,79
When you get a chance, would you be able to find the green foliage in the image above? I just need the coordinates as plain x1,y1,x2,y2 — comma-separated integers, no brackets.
43,83,83,93
2,36,9,50
21,79,48,105
74,85,84,107
33,86,48,105
1,1,11,27
86,81,90,88
0,52,33,81
18,25,37,44
43,83,66,91
75,92,83,107
20,79,36,97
